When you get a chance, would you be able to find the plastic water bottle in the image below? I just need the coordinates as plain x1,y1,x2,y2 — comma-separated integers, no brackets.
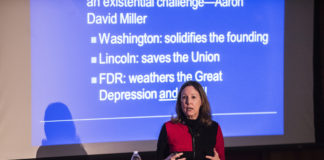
131,151,142,160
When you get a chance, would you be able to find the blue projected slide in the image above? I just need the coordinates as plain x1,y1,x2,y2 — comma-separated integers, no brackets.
31,0,284,146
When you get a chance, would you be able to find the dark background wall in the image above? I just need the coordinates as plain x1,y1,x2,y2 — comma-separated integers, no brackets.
314,0,324,147
33,0,324,159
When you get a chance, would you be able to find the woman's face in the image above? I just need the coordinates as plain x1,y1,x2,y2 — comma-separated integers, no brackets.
181,86,202,120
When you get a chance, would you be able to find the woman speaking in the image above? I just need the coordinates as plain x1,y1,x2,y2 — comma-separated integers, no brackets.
156,81,225,160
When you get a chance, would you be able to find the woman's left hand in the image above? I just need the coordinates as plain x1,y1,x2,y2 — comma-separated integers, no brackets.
205,148,221,160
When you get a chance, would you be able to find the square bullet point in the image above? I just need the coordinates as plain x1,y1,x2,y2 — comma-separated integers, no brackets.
91,37,97,43
91,57,97,63
91,77,97,84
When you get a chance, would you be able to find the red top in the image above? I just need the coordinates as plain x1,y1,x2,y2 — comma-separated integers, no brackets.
165,121,225,160
215,125,225,160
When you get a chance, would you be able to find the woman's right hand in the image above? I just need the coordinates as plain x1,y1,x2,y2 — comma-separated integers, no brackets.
164,152,186,160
